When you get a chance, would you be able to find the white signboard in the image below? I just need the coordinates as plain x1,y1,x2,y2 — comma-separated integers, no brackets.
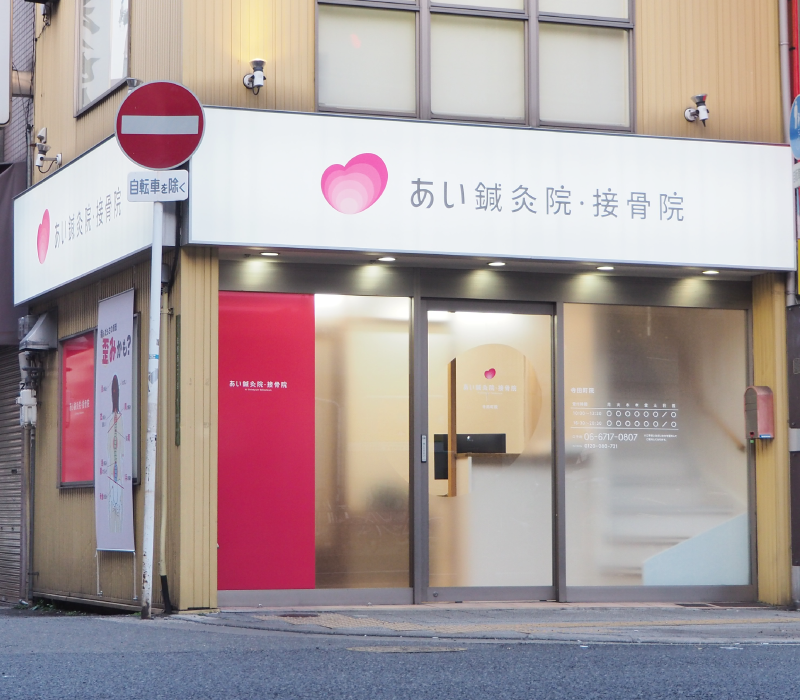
14,137,154,304
127,170,188,201
94,289,135,552
190,109,795,270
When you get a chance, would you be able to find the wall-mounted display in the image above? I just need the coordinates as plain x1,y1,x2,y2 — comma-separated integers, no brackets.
60,331,95,485
93,289,135,552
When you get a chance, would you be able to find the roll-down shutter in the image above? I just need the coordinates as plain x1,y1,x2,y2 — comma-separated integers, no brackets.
0,347,22,605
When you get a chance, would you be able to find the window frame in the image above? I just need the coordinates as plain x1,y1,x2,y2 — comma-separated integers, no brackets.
58,328,97,489
74,0,131,118
315,0,635,131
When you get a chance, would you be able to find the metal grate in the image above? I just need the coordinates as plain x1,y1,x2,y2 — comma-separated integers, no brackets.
0,347,22,605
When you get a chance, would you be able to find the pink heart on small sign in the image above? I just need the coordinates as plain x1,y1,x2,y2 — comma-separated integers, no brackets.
484,368,496,380
37,210,50,264
321,153,388,215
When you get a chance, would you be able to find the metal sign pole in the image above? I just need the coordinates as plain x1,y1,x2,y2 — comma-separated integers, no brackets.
141,201,163,619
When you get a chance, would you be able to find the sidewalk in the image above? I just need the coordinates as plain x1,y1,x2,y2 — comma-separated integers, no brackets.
173,602,800,645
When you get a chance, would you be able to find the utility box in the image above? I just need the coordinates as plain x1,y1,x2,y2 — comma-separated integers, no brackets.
745,386,774,440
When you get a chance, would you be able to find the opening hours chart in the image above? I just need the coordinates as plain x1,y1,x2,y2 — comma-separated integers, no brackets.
568,386,679,451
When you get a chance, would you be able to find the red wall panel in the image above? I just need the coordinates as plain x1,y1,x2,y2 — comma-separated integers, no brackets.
218,291,316,590
61,332,95,484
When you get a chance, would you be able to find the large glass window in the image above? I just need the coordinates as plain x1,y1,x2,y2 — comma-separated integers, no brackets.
316,0,632,129
538,23,630,127
564,304,750,587
430,15,525,122
315,295,410,588
77,0,130,113
539,0,628,19
318,5,417,114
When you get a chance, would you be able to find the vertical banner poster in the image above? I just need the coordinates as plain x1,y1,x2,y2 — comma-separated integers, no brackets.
61,332,95,484
94,289,135,552
217,291,316,590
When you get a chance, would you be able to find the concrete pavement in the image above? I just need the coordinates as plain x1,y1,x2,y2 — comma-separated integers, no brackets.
171,602,800,645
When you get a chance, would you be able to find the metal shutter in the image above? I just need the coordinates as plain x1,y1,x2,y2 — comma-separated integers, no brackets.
0,347,22,605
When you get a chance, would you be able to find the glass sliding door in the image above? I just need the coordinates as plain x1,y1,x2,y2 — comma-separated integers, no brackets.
426,304,554,598
563,304,750,590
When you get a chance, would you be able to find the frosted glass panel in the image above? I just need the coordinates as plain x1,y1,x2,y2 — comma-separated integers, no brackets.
564,305,750,587
318,6,416,113
434,0,524,10
428,310,553,588
315,296,410,588
431,15,525,121
539,0,628,18
539,23,629,127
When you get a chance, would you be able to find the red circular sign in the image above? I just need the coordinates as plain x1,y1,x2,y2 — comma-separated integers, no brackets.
115,81,205,170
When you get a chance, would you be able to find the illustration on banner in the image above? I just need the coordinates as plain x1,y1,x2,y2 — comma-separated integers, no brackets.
106,375,125,533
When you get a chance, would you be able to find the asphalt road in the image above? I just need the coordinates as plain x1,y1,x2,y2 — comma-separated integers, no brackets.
2,609,800,699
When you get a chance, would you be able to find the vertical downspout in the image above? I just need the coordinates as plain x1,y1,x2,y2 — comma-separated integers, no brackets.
780,0,797,305
781,0,793,144
27,426,35,602
782,0,800,608
19,424,30,602
157,288,173,614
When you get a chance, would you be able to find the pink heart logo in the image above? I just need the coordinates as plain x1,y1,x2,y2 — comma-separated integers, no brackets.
321,153,388,215
484,368,496,380
37,210,50,264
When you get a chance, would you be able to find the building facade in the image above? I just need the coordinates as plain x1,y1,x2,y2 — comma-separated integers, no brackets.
9,0,799,610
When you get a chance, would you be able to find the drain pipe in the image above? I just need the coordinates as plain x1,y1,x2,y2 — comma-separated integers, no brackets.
782,0,798,306
19,424,30,602
157,286,173,614
27,427,35,602
781,0,792,143
783,0,800,609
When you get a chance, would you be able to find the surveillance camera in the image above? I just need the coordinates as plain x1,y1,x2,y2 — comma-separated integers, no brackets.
243,71,265,90
684,94,709,126
34,152,44,168
243,58,266,94
36,127,47,144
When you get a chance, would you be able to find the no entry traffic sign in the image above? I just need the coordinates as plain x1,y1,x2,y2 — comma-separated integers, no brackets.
115,82,205,170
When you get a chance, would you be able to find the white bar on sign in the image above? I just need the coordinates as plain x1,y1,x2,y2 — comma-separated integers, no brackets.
120,115,199,135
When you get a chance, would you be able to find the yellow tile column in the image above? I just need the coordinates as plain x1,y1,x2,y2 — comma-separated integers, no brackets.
174,247,219,611
752,273,791,604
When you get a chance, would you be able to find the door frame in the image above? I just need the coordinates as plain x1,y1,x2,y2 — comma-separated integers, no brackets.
411,296,756,604
412,297,558,603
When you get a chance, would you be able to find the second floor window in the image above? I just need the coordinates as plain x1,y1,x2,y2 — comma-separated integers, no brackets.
317,0,633,130
77,0,130,114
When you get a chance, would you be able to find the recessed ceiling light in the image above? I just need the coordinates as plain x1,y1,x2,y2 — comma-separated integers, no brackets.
260,251,279,257
378,256,395,262
596,266,614,271
488,262,506,267
702,270,719,275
